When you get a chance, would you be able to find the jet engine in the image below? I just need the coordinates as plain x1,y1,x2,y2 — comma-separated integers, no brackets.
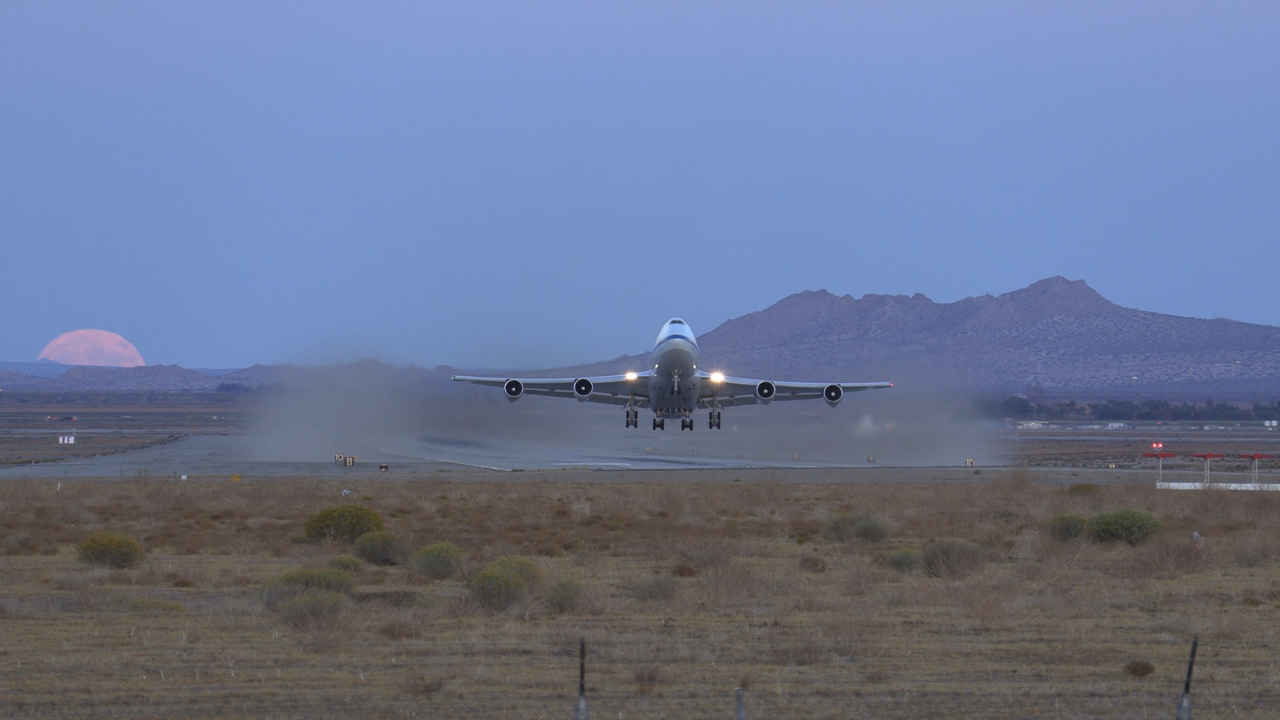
823,384,843,406
504,379,524,401
755,380,776,403
573,378,594,401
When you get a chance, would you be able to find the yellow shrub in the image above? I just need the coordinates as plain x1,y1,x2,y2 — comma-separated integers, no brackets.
77,532,144,569
468,556,542,611
304,504,384,542
412,542,463,580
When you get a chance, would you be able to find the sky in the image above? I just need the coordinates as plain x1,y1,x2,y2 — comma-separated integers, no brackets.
2,2,1277,369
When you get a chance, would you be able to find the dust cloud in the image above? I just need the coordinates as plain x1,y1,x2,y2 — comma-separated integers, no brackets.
245,361,1002,468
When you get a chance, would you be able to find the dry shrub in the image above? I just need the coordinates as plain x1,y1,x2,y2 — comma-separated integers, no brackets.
49,572,104,591
950,577,1018,629
817,615,864,659
674,539,731,569
377,610,426,639
1047,514,1087,542
1125,660,1155,677
1231,534,1278,568
1154,610,1251,640
1132,538,1209,578
799,555,827,574
1086,509,1162,545
922,540,985,580
264,568,354,608
277,568,355,593
77,532,144,569
111,595,188,614
487,555,541,585
671,563,698,577
469,556,541,611
627,575,678,601
825,514,889,543
545,577,582,613
766,626,828,666
378,619,419,640
353,531,403,566
304,504,383,542
409,675,450,698
469,570,523,611
887,551,920,572
413,542,463,580
1067,483,1099,497
634,666,661,695
278,589,347,629
330,554,362,572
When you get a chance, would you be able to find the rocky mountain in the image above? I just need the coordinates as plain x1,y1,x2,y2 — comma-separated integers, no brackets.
3,278,1278,396
546,277,1280,396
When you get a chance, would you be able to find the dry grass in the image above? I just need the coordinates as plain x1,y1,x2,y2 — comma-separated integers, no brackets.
0,473,1278,716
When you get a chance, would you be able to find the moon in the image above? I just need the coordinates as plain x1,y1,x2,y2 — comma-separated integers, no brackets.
38,329,145,367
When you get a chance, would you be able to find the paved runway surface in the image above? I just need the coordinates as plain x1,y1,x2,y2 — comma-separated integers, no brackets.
0,432,872,478
0,431,1232,486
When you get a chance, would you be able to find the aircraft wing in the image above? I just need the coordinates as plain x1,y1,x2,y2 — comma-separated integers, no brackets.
699,373,892,405
452,372,652,407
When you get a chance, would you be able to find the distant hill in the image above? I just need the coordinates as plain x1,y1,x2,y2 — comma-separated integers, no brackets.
543,277,1280,396
3,278,1278,396
0,360,455,394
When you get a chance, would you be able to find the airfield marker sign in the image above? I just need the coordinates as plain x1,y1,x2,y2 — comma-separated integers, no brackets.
1191,453,1224,484
1240,453,1273,486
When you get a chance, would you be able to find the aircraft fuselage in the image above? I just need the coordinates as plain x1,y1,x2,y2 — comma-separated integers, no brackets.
648,319,700,418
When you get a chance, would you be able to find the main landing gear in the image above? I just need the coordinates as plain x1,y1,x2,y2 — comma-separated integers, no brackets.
625,409,638,428
708,411,722,430
653,418,665,431
680,417,693,431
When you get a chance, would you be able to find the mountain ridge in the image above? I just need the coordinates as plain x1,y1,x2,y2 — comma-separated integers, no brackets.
2,277,1278,395
541,276,1280,394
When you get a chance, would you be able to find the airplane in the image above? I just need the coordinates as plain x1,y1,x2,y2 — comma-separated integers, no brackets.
453,318,892,431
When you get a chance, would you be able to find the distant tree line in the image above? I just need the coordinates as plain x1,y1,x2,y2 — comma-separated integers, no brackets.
974,397,1280,422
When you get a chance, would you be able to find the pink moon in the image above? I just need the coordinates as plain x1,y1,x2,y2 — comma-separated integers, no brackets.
38,329,146,367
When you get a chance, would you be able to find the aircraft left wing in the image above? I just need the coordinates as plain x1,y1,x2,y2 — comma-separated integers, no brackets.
698,373,892,405
452,372,652,407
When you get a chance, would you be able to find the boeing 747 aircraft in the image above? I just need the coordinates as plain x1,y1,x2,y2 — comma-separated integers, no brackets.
454,318,892,431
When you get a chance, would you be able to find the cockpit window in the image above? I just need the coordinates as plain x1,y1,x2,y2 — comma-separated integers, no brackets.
669,319,684,325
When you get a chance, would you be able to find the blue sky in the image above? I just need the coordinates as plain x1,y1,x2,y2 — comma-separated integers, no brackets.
2,2,1277,369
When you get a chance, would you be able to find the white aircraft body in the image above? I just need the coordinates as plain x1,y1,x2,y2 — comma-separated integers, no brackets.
453,318,892,431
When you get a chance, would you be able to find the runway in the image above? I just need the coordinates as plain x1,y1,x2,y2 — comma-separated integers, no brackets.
0,431,859,479
0,430,1251,487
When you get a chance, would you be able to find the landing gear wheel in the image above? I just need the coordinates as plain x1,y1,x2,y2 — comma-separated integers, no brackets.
625,409,638,428
681,418,693,432
709,411,722,430
653,418,665,431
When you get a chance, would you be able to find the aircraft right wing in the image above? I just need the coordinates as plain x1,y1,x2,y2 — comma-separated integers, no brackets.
699,373,892,405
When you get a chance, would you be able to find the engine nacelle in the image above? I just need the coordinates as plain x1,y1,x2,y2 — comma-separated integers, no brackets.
823,383,843,406
504,379,524,401
573,378,594,401
755,380,776,404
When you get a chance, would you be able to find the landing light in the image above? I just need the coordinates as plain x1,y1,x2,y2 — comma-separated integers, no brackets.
625,372,638,381
710,372,725,383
